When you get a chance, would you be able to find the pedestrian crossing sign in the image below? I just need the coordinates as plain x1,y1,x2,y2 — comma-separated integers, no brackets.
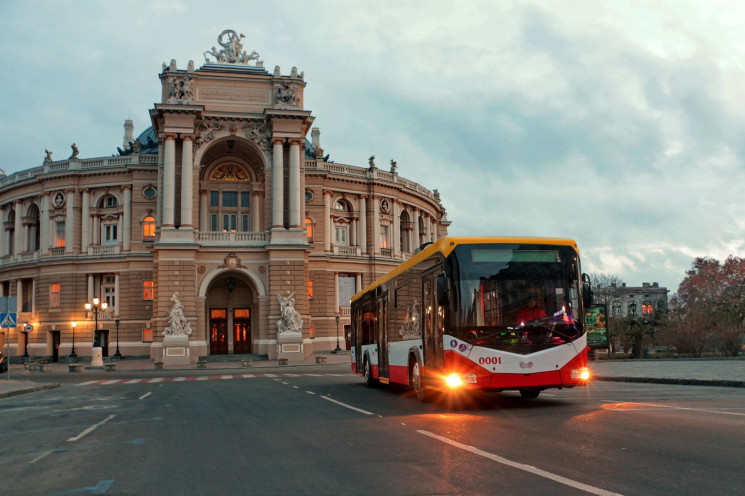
0,313,16,328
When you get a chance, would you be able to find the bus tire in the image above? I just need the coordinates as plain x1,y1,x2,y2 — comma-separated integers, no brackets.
411,360,431,402
519,389,540,399
364,358,378,388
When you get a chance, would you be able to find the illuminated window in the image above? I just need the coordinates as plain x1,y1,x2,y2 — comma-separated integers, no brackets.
642,304,653,315
55,221,65,247
309,325,315,339
305,218,313,242
308,280,314,299
143,216,156,241
50,283,61,308
143,280,154,300
380,225,390,249
142,328,153,342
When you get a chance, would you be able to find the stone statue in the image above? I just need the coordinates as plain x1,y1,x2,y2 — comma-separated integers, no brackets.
390,159,397,173
368,155,376,169
433,189,441,202
44,149,53,163
69,143,79,159
163,293,193,336
276,293,303,334
203,29,262,66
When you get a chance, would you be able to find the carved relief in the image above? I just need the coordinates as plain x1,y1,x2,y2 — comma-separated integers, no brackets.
275,83,299,108
209,164,250,182
218,252,247,269
242,121,271,151
166,74,194,104
195,121,222,149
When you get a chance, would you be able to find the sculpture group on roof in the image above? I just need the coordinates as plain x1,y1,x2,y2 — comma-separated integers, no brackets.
204,29,262,66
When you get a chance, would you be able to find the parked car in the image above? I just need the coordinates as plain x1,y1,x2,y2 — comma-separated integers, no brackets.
0,352,7,373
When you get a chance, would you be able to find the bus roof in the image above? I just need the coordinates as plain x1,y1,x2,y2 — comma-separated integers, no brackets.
351,236,579,303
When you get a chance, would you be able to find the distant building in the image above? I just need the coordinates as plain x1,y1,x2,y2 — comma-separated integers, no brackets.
594,282,669,317
0,30,450,363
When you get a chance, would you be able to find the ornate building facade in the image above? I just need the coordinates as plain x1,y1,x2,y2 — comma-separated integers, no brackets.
0,30,450,362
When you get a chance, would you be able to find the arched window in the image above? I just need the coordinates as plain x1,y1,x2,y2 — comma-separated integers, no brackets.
207,163,253,232
333,199,351,212
143,216,156,241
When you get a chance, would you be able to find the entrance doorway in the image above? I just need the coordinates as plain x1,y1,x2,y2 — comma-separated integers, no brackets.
233,308,251,354
210,309,228,354
51,331,60,362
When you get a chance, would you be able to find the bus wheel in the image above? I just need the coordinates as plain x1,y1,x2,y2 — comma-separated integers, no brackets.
364,359,378,388
411,361,431,402
519,389,540,399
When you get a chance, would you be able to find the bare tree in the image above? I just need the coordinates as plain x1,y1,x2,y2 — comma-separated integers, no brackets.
589,273,625,354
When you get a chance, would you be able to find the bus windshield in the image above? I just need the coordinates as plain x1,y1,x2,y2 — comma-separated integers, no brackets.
448,243,583,354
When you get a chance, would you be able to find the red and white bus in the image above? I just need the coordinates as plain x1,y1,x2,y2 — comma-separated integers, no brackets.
351,237,592,401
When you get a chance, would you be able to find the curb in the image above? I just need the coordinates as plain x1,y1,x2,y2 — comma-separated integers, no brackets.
0,383,61,399
594,376,745,388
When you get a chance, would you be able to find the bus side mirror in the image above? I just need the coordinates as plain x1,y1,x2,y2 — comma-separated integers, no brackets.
437,274,450,307
582,273,593,307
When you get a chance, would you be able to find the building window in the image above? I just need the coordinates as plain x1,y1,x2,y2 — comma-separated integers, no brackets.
223,214,237,232
333,200,350,212
211,214,218,231
143,328,153,343
143,280,154,300
210,191,219,207
613,305,622,316
55,221,65,247
143,216,156,241
242,215,249,232
335,226,348,246
380,225,390,249
308,280,314,299
642,304,653,315
241,192,250,207
103,275,116,308
305,218,313,242
309,325,315,339
104,196,118,208
104,224,118,244
222,191,238,207
50,283,61,308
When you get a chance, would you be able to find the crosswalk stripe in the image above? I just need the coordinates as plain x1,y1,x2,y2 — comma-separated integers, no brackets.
76,373,348,385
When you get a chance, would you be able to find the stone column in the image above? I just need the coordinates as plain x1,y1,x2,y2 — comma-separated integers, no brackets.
251,191,261,231
114,274,120,317
323,189,331,252
180,135,194,228
199,189,209,232
425,212,431,243
157,138,165,227
355,273,362,292
81,189,90,254
393,201,401,257
350,216,358,247
88,275,94,301
39,194,49,255
271,138,285,228
16,280,22,312
288,139,302,228
372,196,380,255
163,134,177,228
14,200,23,258
64,191,74,254
412,207,420,250
0,206,5,257
359,195,367,255
122,186,132,251
334,273,340,314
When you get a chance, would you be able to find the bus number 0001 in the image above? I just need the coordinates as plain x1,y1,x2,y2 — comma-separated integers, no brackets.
478,356,502,365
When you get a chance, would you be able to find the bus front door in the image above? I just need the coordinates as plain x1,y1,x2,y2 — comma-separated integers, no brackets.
377,294,389,380
423,273,444,368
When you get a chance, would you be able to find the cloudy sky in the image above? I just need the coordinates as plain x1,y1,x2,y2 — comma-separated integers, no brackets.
1,0,744,293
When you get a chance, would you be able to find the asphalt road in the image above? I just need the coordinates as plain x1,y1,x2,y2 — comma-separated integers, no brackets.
1,364,743,496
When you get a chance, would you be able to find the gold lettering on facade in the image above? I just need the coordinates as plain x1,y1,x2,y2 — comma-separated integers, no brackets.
200,88,269,103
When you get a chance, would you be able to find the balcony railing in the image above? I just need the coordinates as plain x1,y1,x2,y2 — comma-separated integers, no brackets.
333,245,361,256
380,248,393,258
197,231,269,246
49,247,65,256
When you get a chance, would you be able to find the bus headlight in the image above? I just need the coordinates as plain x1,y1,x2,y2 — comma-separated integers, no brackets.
445,373,477,388
571,367,590,380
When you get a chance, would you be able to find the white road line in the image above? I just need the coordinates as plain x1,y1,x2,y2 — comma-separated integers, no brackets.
221,375,233,380
604,400,745,417
306,391,316,395
292,386,299,389
148,378,165,383
264,373,278,377
417,430,623,496
196,376,209,381
242,374,255,378
139,392,151,400
321,396,374,415
125,379,141,384
67,415,116,442
29,451,52,464
172,377,186,382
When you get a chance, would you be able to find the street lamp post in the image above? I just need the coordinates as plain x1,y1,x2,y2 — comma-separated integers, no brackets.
85,297,108,367
70,321,77,359
114,318,121,358
22,323,29,358
333,313,342,353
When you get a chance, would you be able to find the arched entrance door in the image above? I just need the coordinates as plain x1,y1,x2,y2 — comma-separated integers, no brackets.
207,274,254,355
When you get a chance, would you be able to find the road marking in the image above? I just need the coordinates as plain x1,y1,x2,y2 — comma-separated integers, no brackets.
67,415,116,442
306,391,316,395
172,377,186,382
44,479,114,496
77,373,351,386
29,450,52,464
321,396,374,415
603,400,745,417
139,392,151,400
417,430,623,496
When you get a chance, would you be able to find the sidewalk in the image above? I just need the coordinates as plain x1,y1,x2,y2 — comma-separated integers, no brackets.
2,355,744,399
